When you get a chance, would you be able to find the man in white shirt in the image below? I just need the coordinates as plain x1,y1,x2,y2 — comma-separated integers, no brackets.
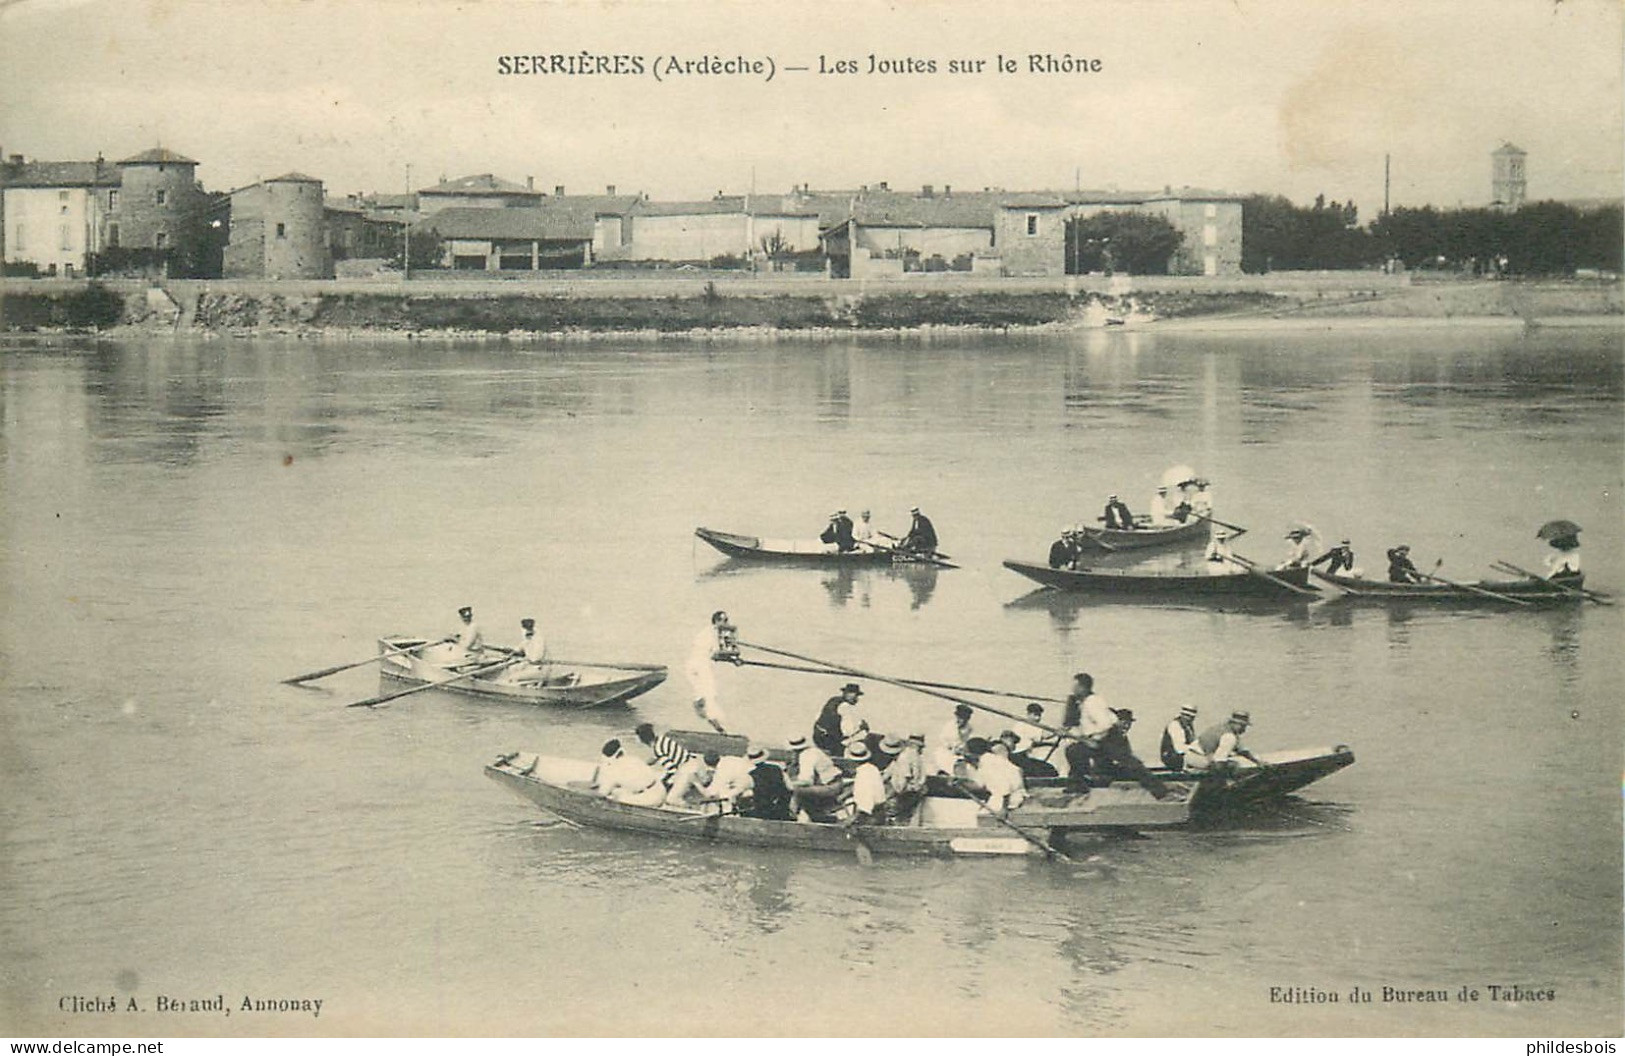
1062,672,1118,791
787,734,843,820
665,752,717,807
685,610,735,733
1278,528,1314,570
975,740,1027,812
1188,711,1262,773
507,617,552,683
700,752,754,811
592,739,666,806
853,509,877,545
846,742,889,823
450,606,485,665
931,704,975,775
1148,486,1172,526
1204,531,1235,574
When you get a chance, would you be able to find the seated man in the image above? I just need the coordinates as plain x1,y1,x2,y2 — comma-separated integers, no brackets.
699,751,754,811
592,739,666,806
1387,544,1423,584
898,506,939,555
1161,705,1199,770
819,509,856,553
634,722,695,788
1309,539,1358,576
1204,531,1235,574
881,734,928,818
976,739,1028,812
1002,727,1058,780
787,734,844,821
1091,709,1175,800
846,742,890,825
1048,529,1080,570
1186,710,1262,774
665,752,717,807
740,746,795,821
1102,494,1135,530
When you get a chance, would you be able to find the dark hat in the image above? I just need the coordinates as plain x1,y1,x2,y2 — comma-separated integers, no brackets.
458,606,473,618
710,609,729,624
989,738,1011,753
702,752,721,766
954,704,973,718
1340,539,1351,546
1394,544,1410,553
787,735,809,750
746,745,767,761
1285,529,1308,538
842,682,863,696
1026,703,1044,716
964,736,992,756
847,742,871,760
998,729,1019,743
601,738,623,757
1112,708,1135,723
1230,710,1251,724
634,722,655,739
520,618,536,630
1107,493,1118,500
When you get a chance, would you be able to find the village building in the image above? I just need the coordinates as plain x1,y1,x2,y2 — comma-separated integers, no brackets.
0,152,120,276
423,203,598,270
416,173,543,214
1491,142,1527,211
224,172,332,279
602,195,821,264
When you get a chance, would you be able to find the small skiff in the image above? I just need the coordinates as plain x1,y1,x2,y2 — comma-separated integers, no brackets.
1076,516,1210,553
1313,571,1586,605
1003,560,1317,599
378,636,666,708
695,527,936,566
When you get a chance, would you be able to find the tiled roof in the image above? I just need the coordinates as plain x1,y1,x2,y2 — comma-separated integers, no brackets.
119,147,197,165
423,205,593,241
268,171,323,184
0,160,121,188
633,196,818,218
553,194,643,216
420,173,540,197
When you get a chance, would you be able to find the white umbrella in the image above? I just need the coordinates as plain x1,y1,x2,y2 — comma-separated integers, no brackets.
1161,464,1199,490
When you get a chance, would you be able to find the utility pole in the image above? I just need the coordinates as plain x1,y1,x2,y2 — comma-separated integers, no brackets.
1383,154,1391,217
403,163,412,281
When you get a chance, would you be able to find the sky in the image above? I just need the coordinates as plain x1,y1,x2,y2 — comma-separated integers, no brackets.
1,0,1620,216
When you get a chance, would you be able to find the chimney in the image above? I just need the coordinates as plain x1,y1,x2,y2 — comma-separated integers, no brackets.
1164,184,1172,195
878,180,889,191
526,176,534,191
607,184,616,195
944,184,951,197
555,185,565,196
922,184,934,197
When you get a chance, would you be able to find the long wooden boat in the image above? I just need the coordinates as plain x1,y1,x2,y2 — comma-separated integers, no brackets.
695,526,928,566
670,729,1353,820
1003,559,1317,599
378,636,666,708
485,754,1190,857
1076,516,1210,553
1313,570,1586,605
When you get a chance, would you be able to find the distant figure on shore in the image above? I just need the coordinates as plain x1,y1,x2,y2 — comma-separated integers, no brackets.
1309,539,1358,577
1102,494,1135,530
1387,545,1423,584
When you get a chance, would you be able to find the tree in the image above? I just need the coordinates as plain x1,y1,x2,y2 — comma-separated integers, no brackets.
389,226,443,272
1066,212,1183,275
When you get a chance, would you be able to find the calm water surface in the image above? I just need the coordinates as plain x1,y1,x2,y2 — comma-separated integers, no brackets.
1,326,1621,1037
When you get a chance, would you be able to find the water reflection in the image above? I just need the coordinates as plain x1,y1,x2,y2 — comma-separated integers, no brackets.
699,559,941,611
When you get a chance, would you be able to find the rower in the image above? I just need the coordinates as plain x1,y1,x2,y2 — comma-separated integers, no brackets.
820,509,857,553
1204,530,1235,573
1062,672,1117,791
665,752,718,807
1387,544,1423,584
510,617,550,683
1102,494,1135,530
1278,527,1314,570
898,506,939,555
741,746,794,821
450,605,485,665
1309,539,1358,576
700,750,754,811
1161,705,1199,770
1189,480,1213,518
786,734,843,822
1048,528,1080,570
592,738,666,806
846,742,890,824
1186,710,1261,773
1089,708,1175,799
634,722,695,788
853,509,877,545
931,703,975,776
977,738,1028,812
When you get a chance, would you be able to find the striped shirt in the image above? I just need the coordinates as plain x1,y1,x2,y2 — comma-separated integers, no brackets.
650,733,696,777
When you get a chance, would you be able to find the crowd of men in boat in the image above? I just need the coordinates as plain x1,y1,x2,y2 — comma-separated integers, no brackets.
539,615,1269,828
819,506,938,556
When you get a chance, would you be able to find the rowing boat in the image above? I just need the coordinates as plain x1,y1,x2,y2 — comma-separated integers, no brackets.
377,636,666,708
1312,571,1587,604
1003,560,1317,599
695,526,948,566
485,754,1189,856
1076,517,1210,553
669,730,1353,820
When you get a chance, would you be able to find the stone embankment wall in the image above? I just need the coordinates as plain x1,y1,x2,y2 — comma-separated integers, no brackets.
2,273,1619,335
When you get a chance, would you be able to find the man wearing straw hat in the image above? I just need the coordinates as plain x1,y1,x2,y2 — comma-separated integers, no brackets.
1187,711,1262,773
1161,705,1200,771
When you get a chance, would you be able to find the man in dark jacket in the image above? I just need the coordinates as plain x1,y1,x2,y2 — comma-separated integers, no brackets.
819,509,857,552
898,506,938,554
1103,494,1135,530
1387,544,1423,583
1048,530,1080,569
741,746,794,820
1309,539,1357,575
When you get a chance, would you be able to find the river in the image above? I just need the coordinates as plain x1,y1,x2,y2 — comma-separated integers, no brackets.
1,325,1620,1037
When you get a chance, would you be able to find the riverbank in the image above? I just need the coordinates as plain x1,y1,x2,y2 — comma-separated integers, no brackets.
1,273,1618,339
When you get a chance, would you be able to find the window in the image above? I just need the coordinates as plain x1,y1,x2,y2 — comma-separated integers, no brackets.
59,190,70,215
1203,224,1217,247
156,189,167,206
108,223,120,247
14,222,24,250
1026,213,1039,236
276,222,287,239
155,231,167,249
60,223,72,250
1204,203,1217,219
108,190,119,211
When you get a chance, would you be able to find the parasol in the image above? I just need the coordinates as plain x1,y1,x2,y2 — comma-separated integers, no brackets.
1535,519,1582,541
1161,464,1199,490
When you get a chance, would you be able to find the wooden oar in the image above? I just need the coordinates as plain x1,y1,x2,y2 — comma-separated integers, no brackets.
735,639,1074,743
1415,561,1530,607
1306,568,1370,597
345,655,518,709
282,636,454,685
1220,553,1323,599
1492,561,1614,605
1192,512,1249,538
947,776,1070,862
729,656,1067,704
876,530,956,566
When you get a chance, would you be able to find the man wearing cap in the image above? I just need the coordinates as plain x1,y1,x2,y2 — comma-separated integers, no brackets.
742,747,794,821
820,509,857,553
846,741,890,824
812,683,863,758
897,506,938,556
592,739,666,806
1102,494,1135,530
931,703,976,775
882,734,927,800
1006,714,1059,780
1309,539,1358,577
1092,709,1174,799
1387,545,1423,584
1062,673,1122,792
507,617,552,683
787,734,843,821
1161,705,1200,770
686,610,736,734
450,606,485,665
1048,529,1080,570
1188,711,1262,773
1277,527,1315,570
